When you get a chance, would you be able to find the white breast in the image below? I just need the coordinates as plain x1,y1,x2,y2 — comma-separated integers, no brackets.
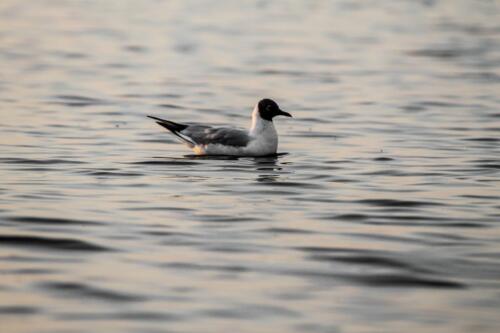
244,107,278,156
245,124,277,156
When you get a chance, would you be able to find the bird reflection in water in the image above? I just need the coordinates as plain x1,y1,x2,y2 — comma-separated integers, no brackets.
254,153,288,183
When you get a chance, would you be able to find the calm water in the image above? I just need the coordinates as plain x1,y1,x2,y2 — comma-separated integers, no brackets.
1,1,500,332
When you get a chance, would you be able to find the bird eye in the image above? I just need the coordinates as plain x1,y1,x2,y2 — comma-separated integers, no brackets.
266,105,272,111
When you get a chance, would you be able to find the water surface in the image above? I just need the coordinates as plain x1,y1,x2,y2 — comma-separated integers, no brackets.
1,1,500,332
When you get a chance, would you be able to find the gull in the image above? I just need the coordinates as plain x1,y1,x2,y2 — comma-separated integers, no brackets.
148,98,292,156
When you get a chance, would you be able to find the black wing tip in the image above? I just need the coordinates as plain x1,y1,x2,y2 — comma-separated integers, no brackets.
147,115,164,122
147,115,188,132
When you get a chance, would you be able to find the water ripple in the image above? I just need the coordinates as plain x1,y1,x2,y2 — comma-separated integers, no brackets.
5,216,104,226
0,158,85,165
39,281,145,302
50,95,108,107
0,306,39,315
339,273,466,289
0,235,111,252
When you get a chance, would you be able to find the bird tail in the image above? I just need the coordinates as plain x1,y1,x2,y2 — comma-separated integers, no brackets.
147,115,196,146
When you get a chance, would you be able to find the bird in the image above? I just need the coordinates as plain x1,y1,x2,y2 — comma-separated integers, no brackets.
148,98,292,156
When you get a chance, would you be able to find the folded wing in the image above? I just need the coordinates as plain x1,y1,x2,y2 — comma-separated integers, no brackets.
148,115,250,147
184,126,250,147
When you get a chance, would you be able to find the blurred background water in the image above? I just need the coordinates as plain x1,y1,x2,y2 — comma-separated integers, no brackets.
1,1,500,332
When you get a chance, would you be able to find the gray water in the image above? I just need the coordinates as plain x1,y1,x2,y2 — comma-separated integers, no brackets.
1,1,500,332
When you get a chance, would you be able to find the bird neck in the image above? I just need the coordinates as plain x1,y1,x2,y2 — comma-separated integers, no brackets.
249,106,275,136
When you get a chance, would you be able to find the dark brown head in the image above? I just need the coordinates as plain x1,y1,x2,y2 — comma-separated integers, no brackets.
257,98,292,121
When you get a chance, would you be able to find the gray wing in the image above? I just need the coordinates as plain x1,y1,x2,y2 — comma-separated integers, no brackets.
182,125,251,147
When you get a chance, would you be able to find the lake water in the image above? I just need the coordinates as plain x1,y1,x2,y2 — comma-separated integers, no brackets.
1,1,500,332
